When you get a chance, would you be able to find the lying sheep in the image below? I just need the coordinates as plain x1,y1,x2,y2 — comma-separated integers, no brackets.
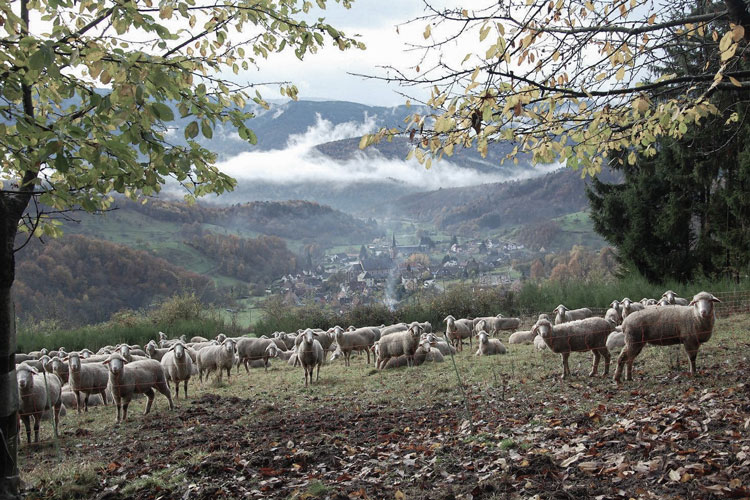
533,317,611,379
475,331,507,356
533,334,548,351
661,290,689,306
444,315,473,351
61,385,106,409
297,329,324,386
508,330,536,345
161,342,194,399
553,305,594,324
423,333,456,356
384,337,443,369
197,339,237,383
16,365,62,443
376,324,423,369
65,352,109,413
102,353,174,423
614,291,721,383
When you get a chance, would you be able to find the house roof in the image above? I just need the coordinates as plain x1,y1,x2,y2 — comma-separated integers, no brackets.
360,256,394,272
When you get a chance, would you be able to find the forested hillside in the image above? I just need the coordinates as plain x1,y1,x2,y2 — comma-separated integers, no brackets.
14,236,216,326
389,167,620,235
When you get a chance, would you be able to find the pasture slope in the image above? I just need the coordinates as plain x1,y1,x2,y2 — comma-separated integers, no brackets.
19,312,750,500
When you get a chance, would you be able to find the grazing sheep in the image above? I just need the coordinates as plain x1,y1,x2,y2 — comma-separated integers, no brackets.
620,298,645,320
553,305,594,325
475,331,507,356
376,324,423,369
16,365,62,443
236,337,278,373
533,317,611,379
273,332,297,350
65,352,109,413
443,315,473,351
661,290,689,306
296,329,324,386
160,342,194,399
614,291,721,383
102,353,174,423
333,326,375,366
508,330,536,345
197,339,237,383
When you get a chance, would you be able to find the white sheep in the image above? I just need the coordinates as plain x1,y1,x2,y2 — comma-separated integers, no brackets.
376,324,423,369
236,337,278,372
533,334,548,351
380,323,408,336
160,342,194,399
383,337,442,368
620,298,645,319
190,336,209,343
102,353,174,423
661,290,689,306
422,333,457,356
533,317,612,379
604,307,621,327
16,365,62,443
614,291,721,383
553,305,594,324
333,326,375,366
475,331,507,356
65,352,109,413
197,338,236,383
443,315,473,351
145,340,170,361
508,330,536,345
296,329,324,386
474,315,520,335
606,327,625,352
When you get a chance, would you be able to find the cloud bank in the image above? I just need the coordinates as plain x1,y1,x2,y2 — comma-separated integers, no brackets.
216,114,547,191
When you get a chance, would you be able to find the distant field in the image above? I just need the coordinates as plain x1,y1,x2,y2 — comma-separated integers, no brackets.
19,313,750,499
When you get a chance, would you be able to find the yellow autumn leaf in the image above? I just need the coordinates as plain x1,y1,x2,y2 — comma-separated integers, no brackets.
395,490,406,500
729,76,742,87
733,24,745,42
615,66,625,81
423,24,431,39
719,31,733,52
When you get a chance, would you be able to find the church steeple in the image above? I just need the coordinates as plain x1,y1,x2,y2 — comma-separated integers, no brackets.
390,233,397,259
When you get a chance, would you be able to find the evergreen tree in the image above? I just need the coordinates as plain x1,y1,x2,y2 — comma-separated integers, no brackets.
586,3,750,282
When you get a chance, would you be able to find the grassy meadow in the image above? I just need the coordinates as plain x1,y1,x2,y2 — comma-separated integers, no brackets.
17,310,750,499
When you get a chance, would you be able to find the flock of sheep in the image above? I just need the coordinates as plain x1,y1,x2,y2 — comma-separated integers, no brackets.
14,289,721,446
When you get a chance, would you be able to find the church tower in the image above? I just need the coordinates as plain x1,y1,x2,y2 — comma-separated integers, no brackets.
390,233,397,259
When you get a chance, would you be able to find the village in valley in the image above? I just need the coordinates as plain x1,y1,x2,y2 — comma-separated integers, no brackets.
270,230,529,311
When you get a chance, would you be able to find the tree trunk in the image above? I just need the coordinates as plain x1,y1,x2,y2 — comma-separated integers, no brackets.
0,196,24,500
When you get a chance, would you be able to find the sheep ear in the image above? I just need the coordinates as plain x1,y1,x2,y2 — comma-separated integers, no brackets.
711,295,722,303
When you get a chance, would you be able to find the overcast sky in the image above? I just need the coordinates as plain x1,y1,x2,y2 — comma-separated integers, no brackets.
242,1,435,107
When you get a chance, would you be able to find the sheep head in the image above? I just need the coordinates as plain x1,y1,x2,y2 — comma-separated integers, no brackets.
102,353,127,376
532,319,553,340
16,365,37,392
689,292,721,319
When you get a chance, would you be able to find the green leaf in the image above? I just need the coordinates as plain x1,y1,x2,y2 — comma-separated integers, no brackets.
28,49,46,70
152,102,174,122
247,129,258,145
185,121,199,139
201,119,213,139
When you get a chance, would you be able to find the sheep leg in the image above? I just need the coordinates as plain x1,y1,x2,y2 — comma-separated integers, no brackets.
158,384,174,410
84,392,90,413
683,341,700,375
122,400,129,422
53,402,61,438
183,380,188,399
316,363,320,381
33,415,40,443
225,365,231,382
561,352,570,379
75,390,82,413
21,415,31,444
100,389,108,406
243,358,250,374
589,351,600,377
143,388,155,415
366,348,371,365
601,348,611,376
174,381,180,399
